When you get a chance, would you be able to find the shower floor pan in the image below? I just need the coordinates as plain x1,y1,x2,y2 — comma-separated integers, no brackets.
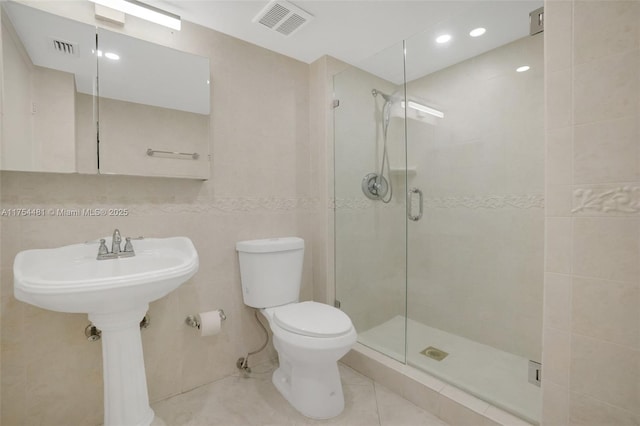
358,316,541,424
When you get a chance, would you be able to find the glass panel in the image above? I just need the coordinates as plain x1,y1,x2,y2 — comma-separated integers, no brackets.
333,40,407,363
1,2,97,173
404,2,544,423
97,27,210,179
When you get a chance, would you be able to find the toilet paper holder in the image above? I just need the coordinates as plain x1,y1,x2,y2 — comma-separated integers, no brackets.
185,309,226,329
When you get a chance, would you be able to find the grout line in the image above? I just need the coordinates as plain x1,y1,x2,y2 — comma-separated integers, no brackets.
371,381,383,426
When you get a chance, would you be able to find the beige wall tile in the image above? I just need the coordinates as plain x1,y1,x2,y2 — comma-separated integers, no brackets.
542,381,569,426
569,391,640,426
544,1,640,424
546,127,573,186
483,405,532,426
543,273,572,332
573,1,640,65
571,184,640,217
572,276,639,349
439,395,489,426
544,0,573,73
573,117,639,184
402,375,442,416
546,69,573,130
546,185,574,217
542,328,571,387
573,51,640,125
572,217,639,283
545,218,573,274
570,334,639,413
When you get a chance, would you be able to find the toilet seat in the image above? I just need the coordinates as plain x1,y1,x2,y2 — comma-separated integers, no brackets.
272,301,353,338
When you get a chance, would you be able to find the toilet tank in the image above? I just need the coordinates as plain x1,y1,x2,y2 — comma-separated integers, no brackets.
236,237,304,308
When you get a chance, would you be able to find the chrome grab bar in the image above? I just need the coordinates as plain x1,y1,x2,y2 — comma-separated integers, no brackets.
408,187,423,221
146,148,199,160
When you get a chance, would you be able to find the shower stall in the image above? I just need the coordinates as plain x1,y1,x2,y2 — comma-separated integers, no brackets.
333,2,544,423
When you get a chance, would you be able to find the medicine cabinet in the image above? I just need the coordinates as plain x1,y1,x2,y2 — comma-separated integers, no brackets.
1,1,211,179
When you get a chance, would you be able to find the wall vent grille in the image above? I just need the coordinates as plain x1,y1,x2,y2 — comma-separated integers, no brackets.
253,0,313,36
51,38,78,56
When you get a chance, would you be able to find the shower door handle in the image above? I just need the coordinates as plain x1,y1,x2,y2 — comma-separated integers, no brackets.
408,187,423,221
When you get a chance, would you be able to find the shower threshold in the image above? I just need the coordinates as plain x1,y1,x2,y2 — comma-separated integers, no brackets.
358,316,541,424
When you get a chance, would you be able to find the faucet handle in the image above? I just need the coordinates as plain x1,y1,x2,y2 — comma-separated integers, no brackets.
98,239,109,256
123,237,134,253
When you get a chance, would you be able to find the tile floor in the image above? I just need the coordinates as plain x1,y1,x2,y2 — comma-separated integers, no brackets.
152,362,449,426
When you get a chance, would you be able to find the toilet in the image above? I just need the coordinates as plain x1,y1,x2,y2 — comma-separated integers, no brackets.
236,237,357,419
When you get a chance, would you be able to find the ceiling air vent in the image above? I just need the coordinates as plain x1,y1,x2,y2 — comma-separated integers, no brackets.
51,38,79,56
253,0,313,36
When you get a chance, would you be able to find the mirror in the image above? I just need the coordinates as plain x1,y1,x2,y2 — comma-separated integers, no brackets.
1,1,211,179
1,1,97,173
96,28,210,179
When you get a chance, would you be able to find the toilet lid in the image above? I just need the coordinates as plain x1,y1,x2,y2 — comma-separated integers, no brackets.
273,301,353,338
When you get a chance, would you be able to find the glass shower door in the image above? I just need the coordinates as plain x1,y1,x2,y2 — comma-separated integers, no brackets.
403,12,544,423
333,4,543,422
333,40,408,363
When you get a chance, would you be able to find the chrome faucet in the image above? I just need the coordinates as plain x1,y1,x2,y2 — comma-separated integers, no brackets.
112,229,122,255
96,229,137,260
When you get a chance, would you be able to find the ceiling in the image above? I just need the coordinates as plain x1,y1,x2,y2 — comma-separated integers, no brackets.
156,0,542,81
4,0,543,111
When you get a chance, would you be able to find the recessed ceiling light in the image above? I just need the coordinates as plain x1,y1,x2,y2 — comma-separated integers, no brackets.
516,65,530,72
105,52,120,60
469,27,486,37
436,34,452,44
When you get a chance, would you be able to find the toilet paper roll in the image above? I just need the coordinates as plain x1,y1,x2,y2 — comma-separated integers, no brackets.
197,310,222,337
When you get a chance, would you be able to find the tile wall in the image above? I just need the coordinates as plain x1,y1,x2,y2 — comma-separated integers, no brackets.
0,2,312,424
405,34,545,360
542,1,640,424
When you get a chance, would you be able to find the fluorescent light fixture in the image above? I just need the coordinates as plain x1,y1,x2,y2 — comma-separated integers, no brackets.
469,27,486,37
88,0,181,30
436,34,452,44
516,65,530,72
402,101,445,119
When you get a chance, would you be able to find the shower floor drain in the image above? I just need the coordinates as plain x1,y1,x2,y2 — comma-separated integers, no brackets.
420,346,449,361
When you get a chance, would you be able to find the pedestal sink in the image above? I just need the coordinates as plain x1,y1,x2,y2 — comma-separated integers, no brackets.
13,236,199,426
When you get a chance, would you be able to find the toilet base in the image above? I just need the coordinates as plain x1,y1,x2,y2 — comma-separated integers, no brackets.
272,358,345,419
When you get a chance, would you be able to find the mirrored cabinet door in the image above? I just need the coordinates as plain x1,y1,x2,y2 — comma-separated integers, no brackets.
1,1,97,174
1,1,211,180
96,28,211,179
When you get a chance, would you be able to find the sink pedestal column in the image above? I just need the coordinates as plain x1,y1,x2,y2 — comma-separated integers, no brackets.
89,305,155,426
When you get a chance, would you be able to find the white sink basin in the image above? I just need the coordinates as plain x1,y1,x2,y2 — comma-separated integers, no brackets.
13,235,199,426
14,236,198,314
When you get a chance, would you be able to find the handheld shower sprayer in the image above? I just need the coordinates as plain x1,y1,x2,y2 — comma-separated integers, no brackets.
362,88,394,203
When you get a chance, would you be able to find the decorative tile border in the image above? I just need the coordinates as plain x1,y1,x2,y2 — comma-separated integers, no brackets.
424,194,544,209
2,192,549,216
0,197,322,217
332,194,545,210
572,186,640,214
332,197,374,210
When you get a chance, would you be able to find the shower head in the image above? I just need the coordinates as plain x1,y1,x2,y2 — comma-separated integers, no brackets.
371,88,393,102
